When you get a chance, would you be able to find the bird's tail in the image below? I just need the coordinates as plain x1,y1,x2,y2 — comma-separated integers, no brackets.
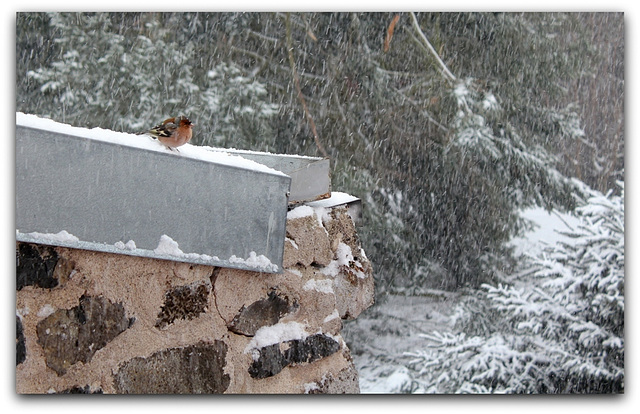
137,131,157,139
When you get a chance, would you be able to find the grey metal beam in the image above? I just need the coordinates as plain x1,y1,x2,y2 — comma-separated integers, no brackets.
15,122,291,273
204,148,331,204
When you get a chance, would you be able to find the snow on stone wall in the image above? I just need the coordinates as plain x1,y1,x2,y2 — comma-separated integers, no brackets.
16,204,373,394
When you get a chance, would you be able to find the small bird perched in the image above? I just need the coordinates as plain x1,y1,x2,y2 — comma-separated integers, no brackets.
142,116,194,151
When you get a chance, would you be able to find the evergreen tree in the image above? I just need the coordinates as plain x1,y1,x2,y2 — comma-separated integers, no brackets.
406,181,624,393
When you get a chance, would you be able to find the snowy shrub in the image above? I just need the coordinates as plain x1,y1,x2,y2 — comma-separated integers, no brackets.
407,182,624,393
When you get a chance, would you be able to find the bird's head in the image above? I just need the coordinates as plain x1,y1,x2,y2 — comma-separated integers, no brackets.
176,116,193,128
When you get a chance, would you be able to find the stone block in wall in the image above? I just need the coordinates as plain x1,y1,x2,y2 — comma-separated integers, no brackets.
283,209,333,268
17,242,74,290
114,341,230,394
155,280,211,329
248,333,341,379
16,316,26,366
285,205,375,320
36,295,133,376
229,288,298,336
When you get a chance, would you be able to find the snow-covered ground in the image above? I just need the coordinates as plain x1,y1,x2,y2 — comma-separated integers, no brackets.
342,291,460,393
342,206,581,393
509,207,581,257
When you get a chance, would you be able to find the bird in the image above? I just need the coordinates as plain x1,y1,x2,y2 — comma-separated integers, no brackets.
141,115,194,151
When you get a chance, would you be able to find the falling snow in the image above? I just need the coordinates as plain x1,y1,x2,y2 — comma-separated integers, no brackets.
16,12,624,395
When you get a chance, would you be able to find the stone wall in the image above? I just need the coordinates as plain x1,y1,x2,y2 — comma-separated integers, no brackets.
15,204,374,394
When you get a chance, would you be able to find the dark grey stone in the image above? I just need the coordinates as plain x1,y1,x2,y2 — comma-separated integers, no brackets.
229,288,297,336
57,385,103,394
248,333,340,379
287,334,341,364
16,316,26,366
248,343,289,379
16,243,59,290
36,295,133,376
113,341,230,394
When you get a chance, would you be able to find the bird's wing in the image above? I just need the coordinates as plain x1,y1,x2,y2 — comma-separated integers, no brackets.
148,121,177,138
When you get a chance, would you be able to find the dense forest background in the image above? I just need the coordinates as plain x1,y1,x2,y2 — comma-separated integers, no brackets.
16,12,623,294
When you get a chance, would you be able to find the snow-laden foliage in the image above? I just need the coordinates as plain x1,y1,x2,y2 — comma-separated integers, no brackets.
202,62,280,148
406,182,624,393
23,13,280,151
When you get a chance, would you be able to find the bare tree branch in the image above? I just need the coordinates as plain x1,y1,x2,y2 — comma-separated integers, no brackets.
408,12,457,84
